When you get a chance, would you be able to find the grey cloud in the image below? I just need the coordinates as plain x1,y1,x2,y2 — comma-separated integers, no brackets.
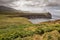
0,0,19,5
0,0,60,8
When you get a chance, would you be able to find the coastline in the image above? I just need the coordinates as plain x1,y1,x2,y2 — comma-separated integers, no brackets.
39,19,60,24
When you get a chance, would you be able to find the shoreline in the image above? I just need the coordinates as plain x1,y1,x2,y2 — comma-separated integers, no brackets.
39,19,60,24
29,18,60,24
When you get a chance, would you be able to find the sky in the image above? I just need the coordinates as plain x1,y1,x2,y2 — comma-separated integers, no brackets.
0,0,60,12
0,0,60,5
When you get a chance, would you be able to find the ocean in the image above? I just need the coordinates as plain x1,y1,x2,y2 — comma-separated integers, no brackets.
29,6,60,24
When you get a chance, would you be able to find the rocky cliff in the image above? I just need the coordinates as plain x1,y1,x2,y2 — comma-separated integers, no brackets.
0,6,52,19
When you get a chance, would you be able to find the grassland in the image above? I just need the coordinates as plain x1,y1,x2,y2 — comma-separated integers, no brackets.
0,14,60,40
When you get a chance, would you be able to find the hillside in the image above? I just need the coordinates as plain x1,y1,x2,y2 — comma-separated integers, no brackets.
0,6,23,15
0,6,17,11
0,15,60,40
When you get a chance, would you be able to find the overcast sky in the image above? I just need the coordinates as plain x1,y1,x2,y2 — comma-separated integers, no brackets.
0,0,60,6
0,0,60,11
0,0,18,5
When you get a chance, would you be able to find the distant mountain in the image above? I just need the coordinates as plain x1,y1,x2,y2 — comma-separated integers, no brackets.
0,6,18,12
0,6,23,15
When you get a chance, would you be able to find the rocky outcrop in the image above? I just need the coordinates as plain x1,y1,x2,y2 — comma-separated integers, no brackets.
0,6,52,19
19,12,52,19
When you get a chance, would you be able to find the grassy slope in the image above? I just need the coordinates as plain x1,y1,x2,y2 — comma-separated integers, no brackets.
0,14,60,40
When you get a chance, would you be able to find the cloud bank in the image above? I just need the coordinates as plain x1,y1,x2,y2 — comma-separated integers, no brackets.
0,0,60,11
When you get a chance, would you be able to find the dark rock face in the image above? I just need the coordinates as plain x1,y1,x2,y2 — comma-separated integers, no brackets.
20,12,52,19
